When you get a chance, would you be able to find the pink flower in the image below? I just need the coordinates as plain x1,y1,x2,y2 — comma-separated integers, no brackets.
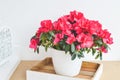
62,29,71,36
73,24,82,34
53,33,64,45
36,27,42,37
107,37,113,44
88,20,102,35
66,34,76,44
73,17,88,29
99,29,111,38
53,17,72,31
53,37,60,45
76,33,93,48
30,10,113,60
97,46,108,53
70,10,84,21
53,21,61,31
29,38,38,50
76,33,85,43
76,45,81,50
40,20,53,32
81,40,93,48
99,29,113,44
103,37,113,45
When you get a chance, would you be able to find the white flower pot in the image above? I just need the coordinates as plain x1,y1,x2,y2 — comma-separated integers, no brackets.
51,49,82,76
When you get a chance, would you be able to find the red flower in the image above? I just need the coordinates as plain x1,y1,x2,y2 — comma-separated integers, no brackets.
53,21,61,31
54,33,64,45
36,27,42,37
97,46,108,53
62,29,71,36
88,20,102,35
29,38,38,50
74,26,82,34
99,29,110,37
70,10,84,21
40,20,53,32
76,45,81,50
99,29,113,44
81,40,93,48
76,33,84,43
30,10,113,60
76,33,93,48
66,34,76,44
53,16,72,31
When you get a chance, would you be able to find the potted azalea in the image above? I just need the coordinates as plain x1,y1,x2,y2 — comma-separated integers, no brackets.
29,10,113,76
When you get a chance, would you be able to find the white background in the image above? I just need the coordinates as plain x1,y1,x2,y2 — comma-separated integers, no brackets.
0,0,120,60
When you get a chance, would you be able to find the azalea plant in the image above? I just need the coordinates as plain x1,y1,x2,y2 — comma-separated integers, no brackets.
29,10,113,60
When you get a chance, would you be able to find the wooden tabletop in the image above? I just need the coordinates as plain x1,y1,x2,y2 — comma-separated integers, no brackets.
10,61,120,80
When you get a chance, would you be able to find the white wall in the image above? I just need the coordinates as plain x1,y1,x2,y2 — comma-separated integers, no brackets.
0,0,120,60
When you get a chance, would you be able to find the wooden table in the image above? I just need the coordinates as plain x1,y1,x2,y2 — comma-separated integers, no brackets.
10,61,120,80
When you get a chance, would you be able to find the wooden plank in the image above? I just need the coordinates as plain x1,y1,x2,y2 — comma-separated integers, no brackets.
30,57,100,79
75,74,93,79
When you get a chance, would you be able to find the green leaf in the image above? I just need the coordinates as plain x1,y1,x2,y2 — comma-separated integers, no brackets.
65,45,70,53
77,54,82,59
53,44,61,50
95,53,100,59
71,43,75,52
49,31,55,37
63,45,66,49
37,47,39,54
71,54,76,60
92,48,96,56
97,40,103,44
77,53,84,59
47,35,52,40
87,48,91,54
103,44,108,49
45,46,48,52
100,51,102,60
80,51,84,57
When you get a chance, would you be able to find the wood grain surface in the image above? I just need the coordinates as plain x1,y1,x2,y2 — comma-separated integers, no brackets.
30,57,99,79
